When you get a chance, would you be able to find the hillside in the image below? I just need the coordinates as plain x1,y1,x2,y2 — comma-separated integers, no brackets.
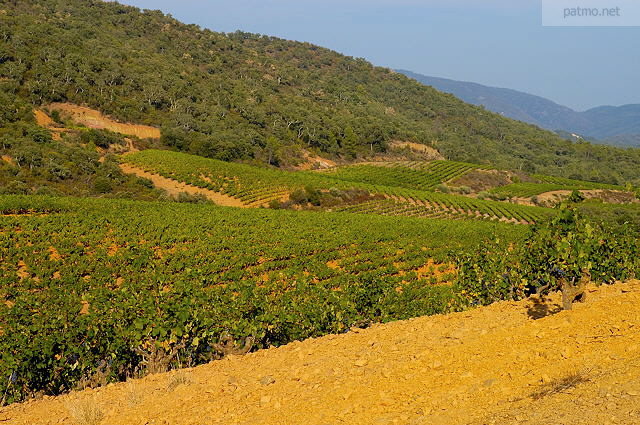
0,195,527,405
582,105,640,140
399,70,640,147
2,0,640,188
121,150,557,224
3,279,639,425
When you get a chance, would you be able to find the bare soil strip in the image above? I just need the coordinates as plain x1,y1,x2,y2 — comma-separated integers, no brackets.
119,163,247,208
46,103,161,139
2,281,639,424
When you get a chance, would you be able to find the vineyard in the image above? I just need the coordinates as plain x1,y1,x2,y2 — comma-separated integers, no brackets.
121,150,553,223
0,195,525,403
122,150,355,206
319,161,479,191
331,194,551,223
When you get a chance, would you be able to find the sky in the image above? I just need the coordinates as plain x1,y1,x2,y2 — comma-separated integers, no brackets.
117,0,640,111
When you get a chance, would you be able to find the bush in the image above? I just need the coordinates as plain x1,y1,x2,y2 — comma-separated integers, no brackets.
455,206,640,309
451,185,472,195
50,110,63,125
304,186,322,206
46,162,72,180
288,189,308,205
34,186,64,197
268,199,282,209
175,192,210,204
93,177,113,194
136,177,154,189
30,128,53,144
435,184,450,194
0,180,30,195
81,129,125,149
478,191,506,201
568,189,585,203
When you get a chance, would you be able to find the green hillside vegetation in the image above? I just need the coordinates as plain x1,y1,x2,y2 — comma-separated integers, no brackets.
0,92,165,198
0,195,523,403
489,180,624,198
122,150,554,223
2,0,640,188
533,174,626,189
578,201,640,229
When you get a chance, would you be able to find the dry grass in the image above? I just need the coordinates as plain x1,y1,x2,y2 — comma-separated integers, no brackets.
166,372,193,392
531,370,590,400
126,382,141,407
67,398,104,425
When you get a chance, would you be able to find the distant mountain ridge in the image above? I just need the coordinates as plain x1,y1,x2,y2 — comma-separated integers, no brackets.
398,70,640,146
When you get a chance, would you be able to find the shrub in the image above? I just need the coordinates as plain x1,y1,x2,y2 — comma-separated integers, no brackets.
175,192,210,204
304,186,322,206
567,189,585,203
455,205,640,310
34,186,64,197
434,184,450,193
136,177,154,189
268,199,282,209
30,127,53,144
81,129,125,149
50,110,63,125
0,180,31,195
93,177,113,194
288,188,308,205
450,185,472,195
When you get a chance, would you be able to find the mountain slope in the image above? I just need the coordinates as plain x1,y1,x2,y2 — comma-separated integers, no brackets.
2,0,640,186
398,71,590,131
3,280,639,425
582,104,640,139
399,70,640,146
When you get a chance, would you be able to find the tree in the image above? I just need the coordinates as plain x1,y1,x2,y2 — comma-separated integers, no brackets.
342,126,358,159
264,136,282,166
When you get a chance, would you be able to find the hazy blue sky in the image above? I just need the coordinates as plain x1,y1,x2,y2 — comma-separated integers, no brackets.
118,0,639,111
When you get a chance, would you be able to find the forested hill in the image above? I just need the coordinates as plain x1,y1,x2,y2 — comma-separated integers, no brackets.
2,0,640,184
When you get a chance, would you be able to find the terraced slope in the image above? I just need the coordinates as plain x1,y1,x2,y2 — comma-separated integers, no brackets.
121,150,554,223
3,280,639,425
320,161,479,191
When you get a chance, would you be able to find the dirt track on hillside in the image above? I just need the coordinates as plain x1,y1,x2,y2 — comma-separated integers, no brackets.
119,163,247,208
2,281,639,424
46,103,161,139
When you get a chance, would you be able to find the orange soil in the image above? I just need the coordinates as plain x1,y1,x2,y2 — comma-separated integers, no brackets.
1,155,14,165
33,110,66,141
393,259,456,284
292,150,337,171
3,280,639,424
48,247,62,261
119,163,247,208
388,141,444,160
46,103,161,139
326,260,343,271
33,109,56,128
